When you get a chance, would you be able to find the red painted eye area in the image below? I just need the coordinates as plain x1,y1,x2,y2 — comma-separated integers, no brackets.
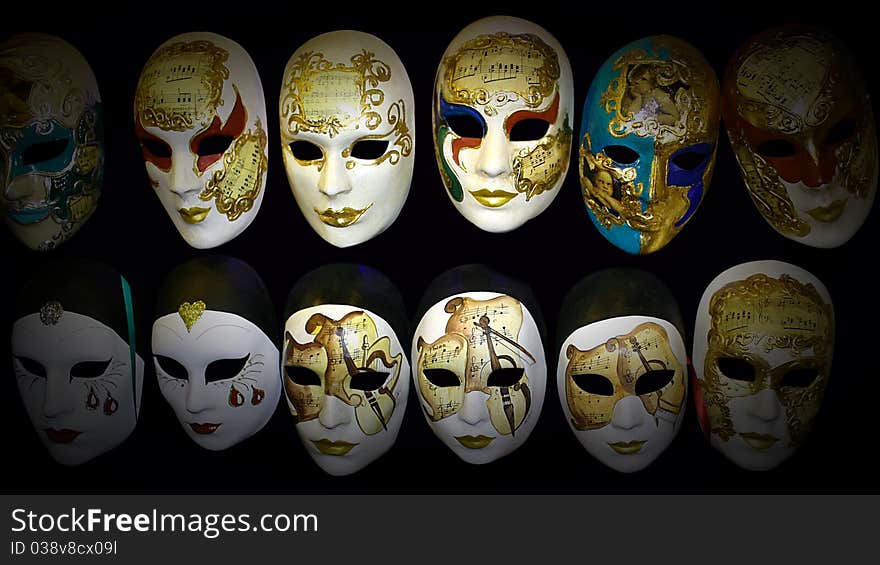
504,92,559,140
190,90,247,172
135,119,172,172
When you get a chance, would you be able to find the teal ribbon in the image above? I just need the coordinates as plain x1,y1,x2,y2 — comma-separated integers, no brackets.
121,275,138,418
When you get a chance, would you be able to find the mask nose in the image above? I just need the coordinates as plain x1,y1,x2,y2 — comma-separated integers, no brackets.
5,174,48,202
610,395,648,431
317,154,352,197
169,154,201,197
800,138,833,188
747,388,782,423
459,390,489,425
318,395,352,429
475,129,511,178
42,370,77,418
185,376,211,414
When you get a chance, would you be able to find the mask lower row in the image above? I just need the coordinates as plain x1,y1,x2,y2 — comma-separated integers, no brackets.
11,259,833,475
2,22,874,251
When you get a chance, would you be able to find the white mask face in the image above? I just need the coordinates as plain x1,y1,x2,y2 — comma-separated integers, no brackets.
433,16,573,233
12,309,143,466
134,32,268,249
282,305,409,476
558,316,687,473
0,33,103,251
412,292,546,464
152,308,280,451
693,261,834,471
280,30,415,248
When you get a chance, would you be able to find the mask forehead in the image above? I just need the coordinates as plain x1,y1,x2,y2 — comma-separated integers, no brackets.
580,35,719,254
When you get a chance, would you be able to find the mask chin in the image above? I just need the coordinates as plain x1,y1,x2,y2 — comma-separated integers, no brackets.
134,32,268,250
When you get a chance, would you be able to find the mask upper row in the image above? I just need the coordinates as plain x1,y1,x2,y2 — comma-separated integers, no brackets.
1,19,876,251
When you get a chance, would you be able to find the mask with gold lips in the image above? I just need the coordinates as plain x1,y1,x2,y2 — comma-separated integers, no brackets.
1,34,103,251
692,261,834,471
412,265,547,464
152,256,280,451
557,269,687,473
280,31,415,248
11,259,143,466
134,32,268,249
432,16,574,233
579,35,720,254
722,25,877,248
282,264,409,476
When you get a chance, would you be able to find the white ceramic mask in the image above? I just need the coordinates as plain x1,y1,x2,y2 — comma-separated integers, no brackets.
13,307,143,466
432,16,574,233
412,291,546,464
152,308,280,450
280,30,415,248
134,32,268,249
282,305,409,475
693,261,834,470
558,316,687,472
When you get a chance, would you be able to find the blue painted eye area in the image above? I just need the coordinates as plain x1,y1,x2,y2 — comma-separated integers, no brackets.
603,144,639,166
439,97,486,139
668,143,712,183
9,121,76,177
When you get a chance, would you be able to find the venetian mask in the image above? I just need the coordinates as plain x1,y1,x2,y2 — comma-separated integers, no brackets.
0,33,102,251
432,16,573,233
692,261,834,470
11,260,143,466
722,26,877,248
556,269,687,472
152,256,280,450
134,32,268,249
280,31,414,248
579,36,720,254
413,290,546,463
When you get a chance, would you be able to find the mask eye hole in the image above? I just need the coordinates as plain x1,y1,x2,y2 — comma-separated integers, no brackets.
571,373,614,396
195,135,233,158
445,114,484,139
349,370,389,391
140,138,172,159
671,150,708,171
825,118,856,145
634,369,675,395
155,355,188,381
21,138,70,166
350,139,389,160
70,359,111,379
781,368,819,388
423,368,460,387
285,365,321,387
508,119,550,142
486,367,524,387
603,145,639,165
289,140,324,162
756,139,796,158
205,354,250,383
15,356,47,378
717,357,755,382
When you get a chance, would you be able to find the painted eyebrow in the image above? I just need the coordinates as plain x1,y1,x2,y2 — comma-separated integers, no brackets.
503,92,560,136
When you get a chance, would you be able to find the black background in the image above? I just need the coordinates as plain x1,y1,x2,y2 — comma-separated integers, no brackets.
2,9,877,493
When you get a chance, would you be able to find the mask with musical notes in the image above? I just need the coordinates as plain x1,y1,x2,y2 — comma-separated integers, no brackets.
558,317,686,472
0,34,102,251
279,31,414,248
722,26,877,248
413,293,546,464
579,35,720,254
134,32,268,249
283,306,408,475
693,261,834,471
432,16,573,233
152,308,281,451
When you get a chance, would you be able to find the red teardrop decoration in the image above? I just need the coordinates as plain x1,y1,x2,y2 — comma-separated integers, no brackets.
251,387,265,406
228,385,244,407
